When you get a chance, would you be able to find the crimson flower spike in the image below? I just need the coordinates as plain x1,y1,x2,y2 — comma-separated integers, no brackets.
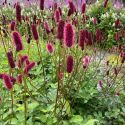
57,20,65,40
16,3,21,22
40,0,44,10
66,55,74,73
64,23,75,48
31,24,39,41
11,31,24,52
7,51,15,68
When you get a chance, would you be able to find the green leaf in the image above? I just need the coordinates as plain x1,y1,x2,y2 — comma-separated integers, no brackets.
70,115,83,123
84,119,98,125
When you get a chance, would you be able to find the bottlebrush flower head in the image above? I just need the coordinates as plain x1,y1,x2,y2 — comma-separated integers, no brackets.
54,9,61,22
24,62,36,74
66,55,74,73
17,74,23,84
3,74,13,90
31,24,39,41
68,0,76,15
40,0,44,10
64,23,75,48
7,51,15,68
46,43,54,54
79,30,86,50
10,21,16,31
104,0,108,8
57,20,65,40
44,21,51,34
0,74,16,84
16,3,21,22
11,31,23,52
81,3,86,14
83,56,90,68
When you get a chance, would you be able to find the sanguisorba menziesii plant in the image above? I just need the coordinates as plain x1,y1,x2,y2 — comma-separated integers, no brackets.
1,0,125,124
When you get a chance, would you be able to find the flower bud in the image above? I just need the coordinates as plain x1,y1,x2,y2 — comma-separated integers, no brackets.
66,55,74,73
3,74,13,90
10,21,16,31
57,20,65,40
7,51,15,68
40,0,44,10
17,74,23,84
31,24,39,41
81,3,86,13
46,43,54,54
24,62,36,74
54,9,61,22
16,3,21,22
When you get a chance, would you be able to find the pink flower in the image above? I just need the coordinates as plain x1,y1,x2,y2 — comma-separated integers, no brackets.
79,30,86,50
16,3,21,22
66,55,74,73
83,56,90,68
7,51,15,68
81,3,86,13
31,24,39,41
54,9,61,22
10,21,16,31
46,43,54,54
57,20,65,40
68,0,76,15
3,74,13,90
24,62,36,74
40,0,44,10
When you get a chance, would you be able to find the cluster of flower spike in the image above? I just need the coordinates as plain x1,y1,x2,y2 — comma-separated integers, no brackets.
0,53,36,90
